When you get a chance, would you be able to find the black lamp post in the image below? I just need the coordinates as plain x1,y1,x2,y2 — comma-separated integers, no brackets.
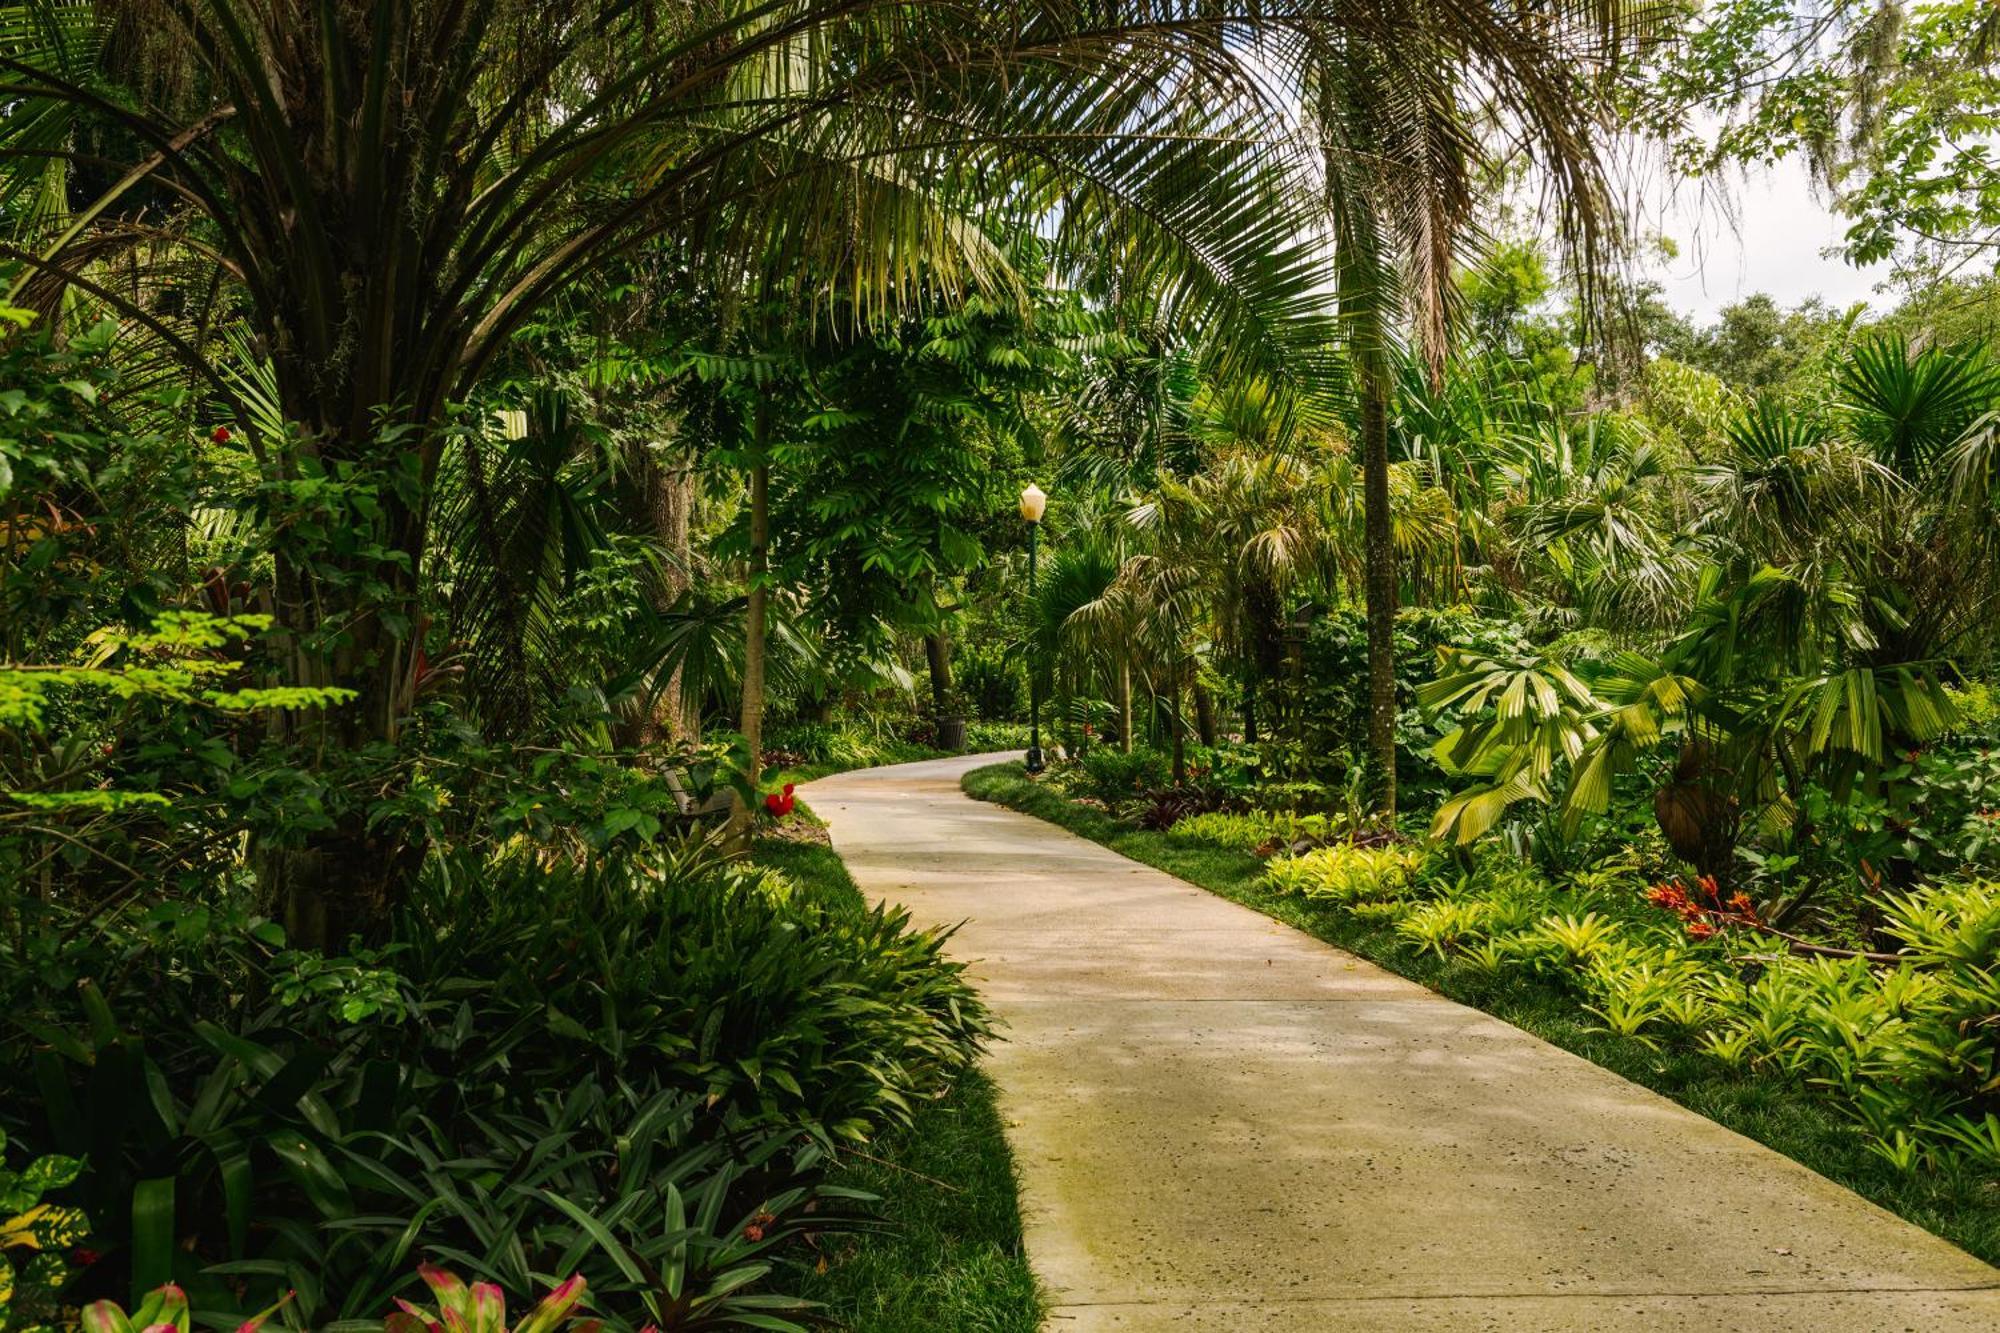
1020,483,1047,773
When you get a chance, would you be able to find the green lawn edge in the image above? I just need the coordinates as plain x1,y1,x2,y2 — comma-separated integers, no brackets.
754,834,1046,1331
960,760,2000,1270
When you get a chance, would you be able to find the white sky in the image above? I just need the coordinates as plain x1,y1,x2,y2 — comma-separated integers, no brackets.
1641,156,1893,324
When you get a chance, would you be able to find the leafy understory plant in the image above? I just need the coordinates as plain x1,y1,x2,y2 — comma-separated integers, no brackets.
1168,810,1337,854
1517,912,1624,972
1582,951,1711,1047
78,1267,621,1333
80,1283,288,1333
1260,842,1430,905
1395,899,1502,958
1,1132,88,1332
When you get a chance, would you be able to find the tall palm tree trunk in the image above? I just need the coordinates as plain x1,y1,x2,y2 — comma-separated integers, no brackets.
727,406,771,851
1360,357,1398,820
1337,229,1399,822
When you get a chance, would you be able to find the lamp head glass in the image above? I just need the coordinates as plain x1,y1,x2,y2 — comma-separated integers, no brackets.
1018,483,1047,523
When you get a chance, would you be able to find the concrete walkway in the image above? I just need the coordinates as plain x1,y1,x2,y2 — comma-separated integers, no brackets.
803,754,2000,1331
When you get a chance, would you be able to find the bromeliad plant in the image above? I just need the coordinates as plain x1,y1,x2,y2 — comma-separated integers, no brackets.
385,1268,605,1333
77,1267,609,1333
1260,842,1431,906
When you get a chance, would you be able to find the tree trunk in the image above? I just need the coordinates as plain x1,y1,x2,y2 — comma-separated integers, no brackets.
646,445,698,744
1193,681,1218,748
1119,656,1134,754
268,469,428,949
1336,209,1400,823
1243,669,1258,744
1171,670,1188,785
726,407,771,852
616,441,697,748
1361,357,1398,821
924,632,953,712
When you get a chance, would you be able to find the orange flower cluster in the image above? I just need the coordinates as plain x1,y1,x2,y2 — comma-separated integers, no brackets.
1645,874,1759,941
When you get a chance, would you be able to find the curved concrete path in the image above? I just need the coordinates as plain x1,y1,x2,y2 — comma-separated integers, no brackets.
804,753,2000,1331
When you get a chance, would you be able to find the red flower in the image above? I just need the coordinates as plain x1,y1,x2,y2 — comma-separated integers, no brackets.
211,426,232,444
763,783,796,818
1646,882,1690,912
1685,920,1717,940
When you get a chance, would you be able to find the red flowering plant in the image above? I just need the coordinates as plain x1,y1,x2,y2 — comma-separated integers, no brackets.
1644,874,1761,941
763,782,796,819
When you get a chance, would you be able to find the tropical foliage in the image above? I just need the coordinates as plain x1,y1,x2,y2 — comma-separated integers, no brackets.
12,0,2000,1322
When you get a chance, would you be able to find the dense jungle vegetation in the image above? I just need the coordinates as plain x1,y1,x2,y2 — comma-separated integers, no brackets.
8,0,2000,1328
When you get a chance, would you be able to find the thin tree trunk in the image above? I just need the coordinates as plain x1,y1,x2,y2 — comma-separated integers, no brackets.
1336,211,1400,822
727,406,770,852
270,488,426,948
1118,656,1134,754
1360,357,1398,820
1243,668,1258,744
1171,668,1188,785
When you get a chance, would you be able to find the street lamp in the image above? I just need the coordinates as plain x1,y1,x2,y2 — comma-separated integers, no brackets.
1020,483,1047,773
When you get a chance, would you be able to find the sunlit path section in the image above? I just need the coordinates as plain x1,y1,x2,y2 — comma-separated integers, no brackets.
805,753,2000,1332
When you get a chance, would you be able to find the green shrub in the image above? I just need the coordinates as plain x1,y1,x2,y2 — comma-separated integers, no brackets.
1076,748,1173,801
1295,605,1530,793
1259,842,1431,905
406,847,991,1142
0,838,988,1328
963,719,1032,752
956,653,1026,722
1167,809,1337,854
1245,780,1339,814
763,722,867,767
346,1086,852,1331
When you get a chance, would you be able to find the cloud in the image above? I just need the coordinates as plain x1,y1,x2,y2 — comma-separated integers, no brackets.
1644,157,1891,322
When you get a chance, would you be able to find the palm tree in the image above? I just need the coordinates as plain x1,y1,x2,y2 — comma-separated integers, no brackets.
1281,1,1639,821
1138,445,1349,747
2,0,1349,935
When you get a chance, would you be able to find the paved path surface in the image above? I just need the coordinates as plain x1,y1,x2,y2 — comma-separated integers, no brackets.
804,754,2000,1331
